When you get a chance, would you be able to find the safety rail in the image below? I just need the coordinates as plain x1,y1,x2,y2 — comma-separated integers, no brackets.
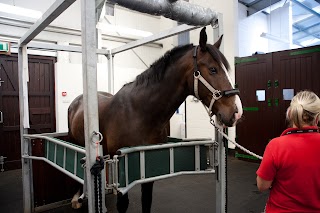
23,133,85,184
109,139,217,195
22,134,218,197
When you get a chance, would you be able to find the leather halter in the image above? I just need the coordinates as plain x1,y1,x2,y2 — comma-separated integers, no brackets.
193,46,240,116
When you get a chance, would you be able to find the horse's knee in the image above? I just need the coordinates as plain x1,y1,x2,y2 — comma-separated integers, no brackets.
71,189,83,209
117,193,129,213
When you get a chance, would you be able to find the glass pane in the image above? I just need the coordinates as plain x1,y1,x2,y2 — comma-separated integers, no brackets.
256,90,265,101
283,89,294,101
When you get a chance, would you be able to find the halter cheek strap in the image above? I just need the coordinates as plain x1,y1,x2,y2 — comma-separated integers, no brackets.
193,46,240,116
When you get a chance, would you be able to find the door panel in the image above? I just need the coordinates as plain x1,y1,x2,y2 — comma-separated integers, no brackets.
0,54,56,170
235,54,273,158
235,45,320,160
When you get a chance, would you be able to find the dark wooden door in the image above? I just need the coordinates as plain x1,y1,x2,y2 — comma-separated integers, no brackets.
235,54,274,159
273,46,320,137
0,54,56,171
235,45,320,160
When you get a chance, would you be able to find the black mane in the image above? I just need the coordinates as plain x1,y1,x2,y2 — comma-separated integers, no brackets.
134,44,193,86
124,43,230,87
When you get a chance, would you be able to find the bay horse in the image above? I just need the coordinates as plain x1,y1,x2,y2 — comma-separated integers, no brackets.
68,27,243,212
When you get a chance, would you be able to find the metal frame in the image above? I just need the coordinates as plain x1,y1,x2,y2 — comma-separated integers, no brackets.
112,139,216,195
18,1,227,213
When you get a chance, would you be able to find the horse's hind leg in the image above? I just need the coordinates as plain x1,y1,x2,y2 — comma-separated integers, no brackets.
141,181,154,213
117,192,129,213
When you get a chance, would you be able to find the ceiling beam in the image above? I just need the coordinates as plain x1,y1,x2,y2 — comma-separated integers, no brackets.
19,0,76,46
246,0,282,16
292,0,320,18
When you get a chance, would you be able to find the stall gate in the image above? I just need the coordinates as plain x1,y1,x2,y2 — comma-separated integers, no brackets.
235,45,320,160
24,133,217,210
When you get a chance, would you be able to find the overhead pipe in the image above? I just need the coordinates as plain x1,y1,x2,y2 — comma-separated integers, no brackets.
107,0,218,26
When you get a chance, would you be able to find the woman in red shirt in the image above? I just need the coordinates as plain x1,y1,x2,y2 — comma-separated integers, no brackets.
256,90,320,213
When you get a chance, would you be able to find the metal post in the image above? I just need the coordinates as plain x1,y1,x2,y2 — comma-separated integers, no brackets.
19,46,33,213
214,12,226,213
81,0,103,212
107,50,114,94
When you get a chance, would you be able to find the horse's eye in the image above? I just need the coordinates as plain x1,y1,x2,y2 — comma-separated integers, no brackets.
209,67,217,74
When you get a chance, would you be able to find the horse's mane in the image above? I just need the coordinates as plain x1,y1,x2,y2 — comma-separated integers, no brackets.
124,43,230,87
133,44,193,87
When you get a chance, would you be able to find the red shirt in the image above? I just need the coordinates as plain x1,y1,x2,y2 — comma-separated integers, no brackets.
256,126,320,213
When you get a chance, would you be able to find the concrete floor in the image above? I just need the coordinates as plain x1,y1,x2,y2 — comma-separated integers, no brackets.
0,157,268,213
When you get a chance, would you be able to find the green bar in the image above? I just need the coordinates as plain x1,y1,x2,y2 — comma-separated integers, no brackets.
243,107,259,111
145,149,170,178
118,157,126,187
128,152,140,184
174,146,195,172
235,152,259,160
235,57,258,65
290,47,320,56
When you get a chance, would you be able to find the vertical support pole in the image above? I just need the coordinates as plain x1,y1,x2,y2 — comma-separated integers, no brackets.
214,12,226,213
107,50,114,94
81,0,103,212
178,19,189,138
19,46,33,213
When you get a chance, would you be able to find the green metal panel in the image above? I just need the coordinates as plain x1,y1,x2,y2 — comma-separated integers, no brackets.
46,141,55,161
44,139,85,179
174,146,195,172
118,157,126,187
65,148,75,174
128,152,140,184
56,145,64,167
145,149,170,178
200,146,207,170
76,152,85,179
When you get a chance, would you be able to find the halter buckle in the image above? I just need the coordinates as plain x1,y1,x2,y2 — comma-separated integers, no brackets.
193,71,200,79
212,90,222,100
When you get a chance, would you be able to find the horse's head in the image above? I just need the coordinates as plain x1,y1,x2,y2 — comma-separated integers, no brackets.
189,27,243,127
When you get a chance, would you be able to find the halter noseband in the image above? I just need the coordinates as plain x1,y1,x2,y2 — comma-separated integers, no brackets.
193,46,240,116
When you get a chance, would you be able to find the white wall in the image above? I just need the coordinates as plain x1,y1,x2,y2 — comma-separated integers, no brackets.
237,2,292,57
185,0,239,147
268,3,292,52
238,3,269,57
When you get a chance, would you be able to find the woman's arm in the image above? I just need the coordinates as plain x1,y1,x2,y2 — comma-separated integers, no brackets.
256,175,273,192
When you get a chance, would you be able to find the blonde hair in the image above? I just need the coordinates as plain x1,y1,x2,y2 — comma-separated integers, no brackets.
286,90,320,128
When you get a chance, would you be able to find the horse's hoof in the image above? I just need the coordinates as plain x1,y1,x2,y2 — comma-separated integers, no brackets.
71,200,82,209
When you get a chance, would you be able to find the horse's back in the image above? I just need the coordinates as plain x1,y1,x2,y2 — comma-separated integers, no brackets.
68,91,113,146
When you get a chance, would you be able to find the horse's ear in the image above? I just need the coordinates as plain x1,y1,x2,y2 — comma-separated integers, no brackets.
199,27,207,52
214,35,223,49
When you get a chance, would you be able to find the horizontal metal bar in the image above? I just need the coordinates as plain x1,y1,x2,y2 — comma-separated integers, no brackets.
27,42,110,55
111,24,200,55
26,132,69,137
22,155,84,184
118,170,215,195
23,134,85,154
117,140,215,155
19,0,77,46
179,138,212,142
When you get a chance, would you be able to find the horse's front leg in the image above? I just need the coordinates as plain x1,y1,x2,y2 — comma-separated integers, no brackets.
141,181,154,213
117,192,129,213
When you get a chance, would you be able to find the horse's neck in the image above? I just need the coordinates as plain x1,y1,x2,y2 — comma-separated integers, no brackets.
125,68,190,125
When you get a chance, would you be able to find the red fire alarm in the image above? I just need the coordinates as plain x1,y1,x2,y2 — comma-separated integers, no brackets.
62,92,67,97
